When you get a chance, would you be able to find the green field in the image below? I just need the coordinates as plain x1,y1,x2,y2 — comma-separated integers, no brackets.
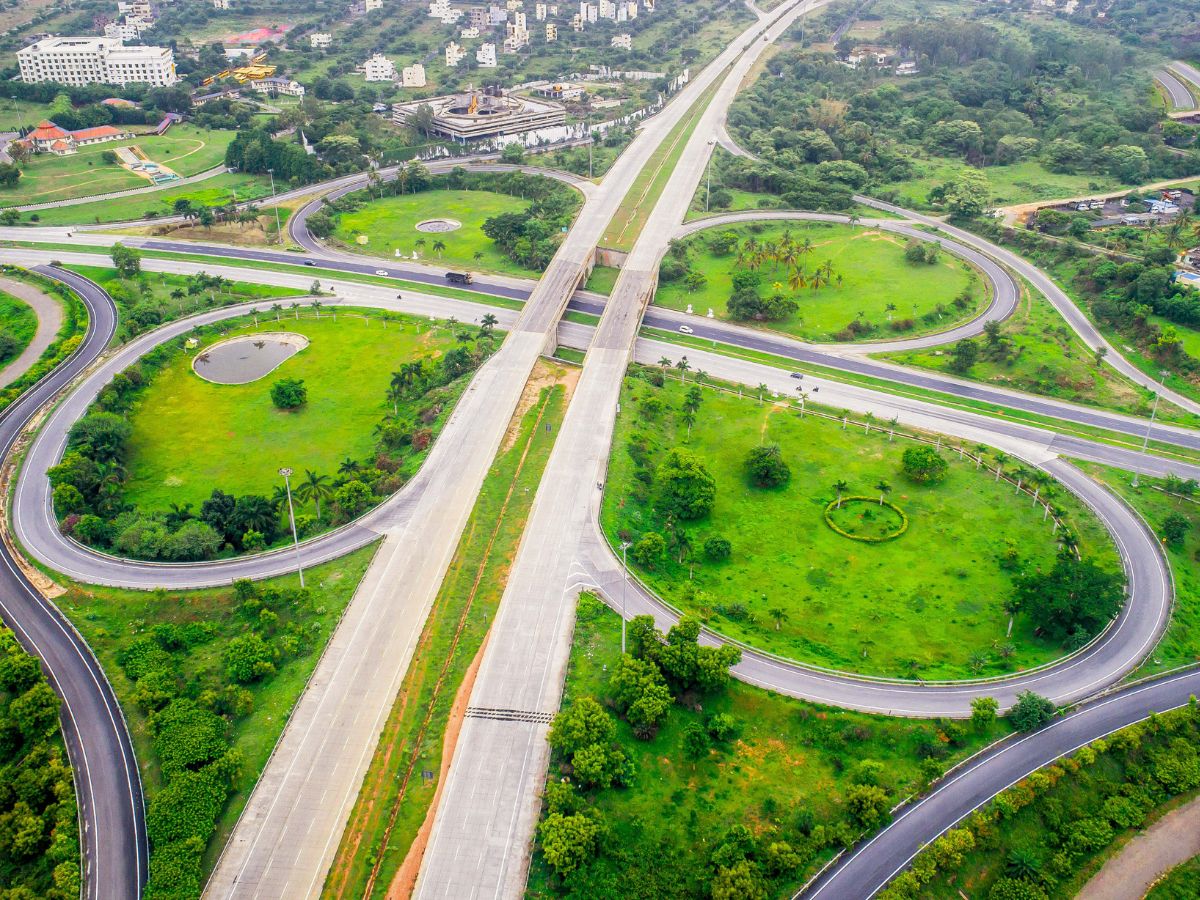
1148,856,1200,899
54,544,378,886
28,172,271,226
2,125,236,207
656,221,982,342
525,593,1008,898
330,189,533,275
0,289,36,366
121,311,461,511
602,371,1118,679
878,157,1125,209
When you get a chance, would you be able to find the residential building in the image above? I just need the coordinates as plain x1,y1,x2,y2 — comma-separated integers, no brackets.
310,32,332,48
545,22,558,40
611,32,631,49
17,36,177,86
895,60,918,75
644,0,654,10
488,4,508,25
504,11,529,50
461,26,480,38
365,0,383,9
212,0,232,8
616,4,627,22
251,76,306,97
468,8,490,29
18,119,132,156
599,0,616,17
445,40,467,66
362,52,397,81
571,13,583,30
477,42,497,66
535,82,584,100
429,0,464,22
401,63,426,87
535,2,547,18
117,1,152,16
104,20,150,41
624,0,637,18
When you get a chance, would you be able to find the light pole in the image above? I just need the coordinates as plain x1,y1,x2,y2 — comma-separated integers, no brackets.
1132,370,1169,488
619,540,631,654
268,168,282,245
279,467,305,587
704,138,715,212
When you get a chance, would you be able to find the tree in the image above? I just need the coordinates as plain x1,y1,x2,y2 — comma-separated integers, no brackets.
1013,557,1124,642
949,339,979,373
875,480,891,505
988,877,1049,900
609,655,672,738
111,243,141,278
632,532,666,569
222,633,275,684
845,783,890,828
683,271,707,293
334,480,373,518
970,696,998,731
538,812,602,876
832,480,849,508
501,141,525,164
549,697,614,756
1162,512,1190,547
940,168,991,219
270,378,307,409
1009,691,1056,731
656,448,716,520
902,445,949,484
68,411,131,462
745,443,790,488
297,470,332,521
704,535,731,561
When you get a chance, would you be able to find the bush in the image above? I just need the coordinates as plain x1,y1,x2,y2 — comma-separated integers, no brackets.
270,377,307,409
632,532,666,568
1009,691,1056,732
744,443,790,488
901,445,949,484
704,535,731,561
538,812,603,876
656,448,716,520
221,633,275,684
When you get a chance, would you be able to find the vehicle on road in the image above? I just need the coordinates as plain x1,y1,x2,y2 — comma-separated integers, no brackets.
304,260,316,266
678,325,694,334
446,271,473,285
375,269,389,276
790,372,803,379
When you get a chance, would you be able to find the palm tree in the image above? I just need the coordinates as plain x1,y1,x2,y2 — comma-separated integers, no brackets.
480,312,498,337
769,607,788,631
974,443,988,469
787,266,806,293
885,302,897,322
473,251,484,264
386,383,403,416
675,357,690,383
681,409,696,440
312,299,323,319
432,239,447,258
298,470,332,522
250,307,259,327
658,355,671,370
272,302,283,321
338,457,360,476
888,416,898,441
757,382,768,405
796,389,809,417
695,369,708,383
875,480,891,505
833,479,849,509
166,502,193,529
1012,465,1029,493
993,450,1009,482
290,301,300,320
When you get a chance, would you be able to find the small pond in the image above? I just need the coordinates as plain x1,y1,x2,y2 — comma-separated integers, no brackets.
192,333,309,385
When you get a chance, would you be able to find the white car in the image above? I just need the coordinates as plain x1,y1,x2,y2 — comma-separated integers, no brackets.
375,269,389,276
678,325,694,334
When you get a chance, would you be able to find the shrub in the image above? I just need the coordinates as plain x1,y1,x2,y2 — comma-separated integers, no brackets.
704,535,731,561
845,783,890,828
901,445,948,484
538,811,603,876
221,633,275,684
1009,691,1056,732
632,532,666,568
270,377,307,409
744,443,790,488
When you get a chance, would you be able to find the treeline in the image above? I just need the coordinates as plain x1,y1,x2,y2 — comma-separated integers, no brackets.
124,578,324,898
51,310,497,561
883,698,1200,899
315,167,581,271
726,16,1193,211
225,128,333,187
0,628,79,899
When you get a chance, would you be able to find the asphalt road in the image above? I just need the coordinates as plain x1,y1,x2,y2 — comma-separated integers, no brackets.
0,267,145,900
1156,68,1195,110
800,667,1200,899
1167,60,1200,101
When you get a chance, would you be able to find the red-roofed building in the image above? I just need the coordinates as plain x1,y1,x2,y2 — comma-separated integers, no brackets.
17,119,133,156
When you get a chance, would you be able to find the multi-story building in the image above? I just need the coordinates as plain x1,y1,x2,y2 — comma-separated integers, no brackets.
535,2,547,19
310,32,332,48
598,0,616,18
401,63,426,87
362,52,397,81
504,11,529,50
365,0,383,9
571,12,583,29
17,36,177,86
611,32,631,48
445,40,467,66
251,76,306,97
468,8,491,30
545,23,558,40
488,4,508,25
476,42,497,66
461,26,481,38
212,0,232,8
117,1,152,16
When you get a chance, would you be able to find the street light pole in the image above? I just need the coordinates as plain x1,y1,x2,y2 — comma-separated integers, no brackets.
619,541,631,655
1132,370,1169,488
279,467,305,587
704,138,715,212
268,168,282,245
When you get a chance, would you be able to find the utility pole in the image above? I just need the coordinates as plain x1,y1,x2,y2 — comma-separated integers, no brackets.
268,167,282,244
1132,370,1169,488
279,467,305,587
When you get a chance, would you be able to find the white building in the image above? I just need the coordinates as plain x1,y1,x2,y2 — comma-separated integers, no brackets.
504,11,529,50
476,42,497,67
104,20,149,41
365,0,383,9
445,40,466,66
310,32,332,48
611,32,631,49
598,0,616,18
571,13,583,30
616,4,627,21
401,63,426,87
488,5,508,25
535,2,547,19
17,36,177,86
362,52,397,81
429,0,464,22
461,26,480,38
624,1,637,18
212,0,231,8
251,76,306,97
545,22,558,40
117,0,152,16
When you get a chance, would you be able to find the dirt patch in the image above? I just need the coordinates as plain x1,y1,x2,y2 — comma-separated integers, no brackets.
502,358,580,453
387,628,492,899
1077,794,1200,900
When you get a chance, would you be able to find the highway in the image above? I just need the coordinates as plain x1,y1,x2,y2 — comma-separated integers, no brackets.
0,267,145,900
1167,60,1200,104
1155,68,1195,110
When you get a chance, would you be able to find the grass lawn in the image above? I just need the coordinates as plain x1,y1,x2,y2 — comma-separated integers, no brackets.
1148,855,1200,899
603,370,1118,679
584,264,620,295
54,543,378,881
0,289,37,366
881,278,1181,422
656,221,983,342
325,364,574,899
878,156,1125,210
121,311,463,512
525,593,1009,898
330,189,534,276
27,172,271,227
2,125,236,207
1073,462,1200,681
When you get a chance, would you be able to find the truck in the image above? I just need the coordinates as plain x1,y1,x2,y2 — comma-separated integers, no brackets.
445,271,474,285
